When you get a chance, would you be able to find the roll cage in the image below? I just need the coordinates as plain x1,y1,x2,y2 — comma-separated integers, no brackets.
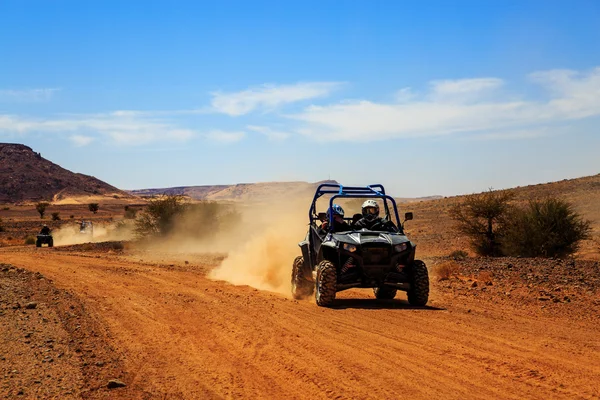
309,183,404,233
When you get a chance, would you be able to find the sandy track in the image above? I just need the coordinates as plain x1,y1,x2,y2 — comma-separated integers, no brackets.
2,249,599,399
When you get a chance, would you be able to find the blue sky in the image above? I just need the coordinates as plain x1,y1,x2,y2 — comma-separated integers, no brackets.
1,0,599,197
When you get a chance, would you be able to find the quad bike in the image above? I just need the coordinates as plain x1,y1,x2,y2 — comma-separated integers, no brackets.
36,234,53,248
291,183,429,307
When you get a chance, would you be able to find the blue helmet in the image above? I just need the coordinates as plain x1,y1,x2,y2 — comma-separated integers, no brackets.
327,204,345,219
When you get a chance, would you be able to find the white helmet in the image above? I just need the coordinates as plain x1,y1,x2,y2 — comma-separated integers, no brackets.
362,199,379,219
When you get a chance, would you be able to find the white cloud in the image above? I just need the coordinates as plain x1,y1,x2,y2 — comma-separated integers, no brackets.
468,128,551,141
69,135,95,147
246,125,290,141
431,78,503,95
205,130,246,143
0,113,196,145
289,67,600,142
210,82,343,116
0,88,60,102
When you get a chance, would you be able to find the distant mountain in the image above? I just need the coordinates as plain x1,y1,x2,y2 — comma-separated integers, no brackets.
0,143,131,203
128,180,444,204
128,180,340,202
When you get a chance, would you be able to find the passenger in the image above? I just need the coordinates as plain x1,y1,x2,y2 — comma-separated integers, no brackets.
321,204,351,233
353,200,397,232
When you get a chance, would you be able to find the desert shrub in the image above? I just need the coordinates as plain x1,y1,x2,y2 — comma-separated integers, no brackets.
134,195,239,239
111,242,124,250
36,202,50,219
435,261,460,281
450,189,514,256
0,218,4,232
51,212,61,221
124,205,137,219
70,215,74,219
449,249,468,260
24,236,36,245
2,207,9,210
135,195,186,237
7,236,13,241
88,203,99,214
501,198,591,258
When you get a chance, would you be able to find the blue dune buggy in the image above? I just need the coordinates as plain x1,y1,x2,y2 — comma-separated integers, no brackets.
291,183,429,307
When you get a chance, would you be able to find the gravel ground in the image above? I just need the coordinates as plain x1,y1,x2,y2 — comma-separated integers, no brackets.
0,263,128,399
430,256,600,321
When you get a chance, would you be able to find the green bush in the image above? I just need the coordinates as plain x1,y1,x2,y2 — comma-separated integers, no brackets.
134,195,239,239
501,198,591,258
450,189,514,256
24,236,36,245
36,202,50,219
135,195,186,237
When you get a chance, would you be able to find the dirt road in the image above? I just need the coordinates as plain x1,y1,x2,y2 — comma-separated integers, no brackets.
2,248,600,399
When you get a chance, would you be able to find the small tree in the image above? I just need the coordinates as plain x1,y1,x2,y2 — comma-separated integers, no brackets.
450,189,514,256
51,212,61,221
36,202,50,219
135,195,186,237
88,203,99,214
501,198,591,258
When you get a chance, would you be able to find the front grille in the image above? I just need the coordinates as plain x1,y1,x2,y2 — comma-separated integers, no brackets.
363,246,390,265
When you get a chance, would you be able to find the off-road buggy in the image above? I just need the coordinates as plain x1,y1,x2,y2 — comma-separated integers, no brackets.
36,233,53,248
291,183,429,307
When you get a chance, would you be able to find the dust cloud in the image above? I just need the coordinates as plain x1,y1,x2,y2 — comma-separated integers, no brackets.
134,194,361,296
207,212,307,295
53,221,135,246
207,195,355,295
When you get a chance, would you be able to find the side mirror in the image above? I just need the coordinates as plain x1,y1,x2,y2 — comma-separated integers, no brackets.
317,212,327,222
404,212,413,221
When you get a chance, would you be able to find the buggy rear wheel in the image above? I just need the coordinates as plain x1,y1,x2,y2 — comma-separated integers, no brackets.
407,260,429,306
315,260,336,307
291,256,313,299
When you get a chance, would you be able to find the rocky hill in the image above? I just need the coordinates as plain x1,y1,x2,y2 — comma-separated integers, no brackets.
0,143,131,203
129,180,341,202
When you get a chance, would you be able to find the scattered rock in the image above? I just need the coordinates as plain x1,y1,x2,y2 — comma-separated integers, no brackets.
107,379,127,389
25,302,37,309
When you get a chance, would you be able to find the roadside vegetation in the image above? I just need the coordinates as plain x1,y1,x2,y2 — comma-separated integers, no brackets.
35,202,49,219
450,189,591,258
134,195,239,240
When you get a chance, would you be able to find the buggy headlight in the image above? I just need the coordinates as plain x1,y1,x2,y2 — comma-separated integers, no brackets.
394,243,409,253
343,243,357,253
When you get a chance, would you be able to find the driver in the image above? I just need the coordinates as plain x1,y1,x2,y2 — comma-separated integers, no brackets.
353,200,397,232
321,204,351,233
40,224,51,235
